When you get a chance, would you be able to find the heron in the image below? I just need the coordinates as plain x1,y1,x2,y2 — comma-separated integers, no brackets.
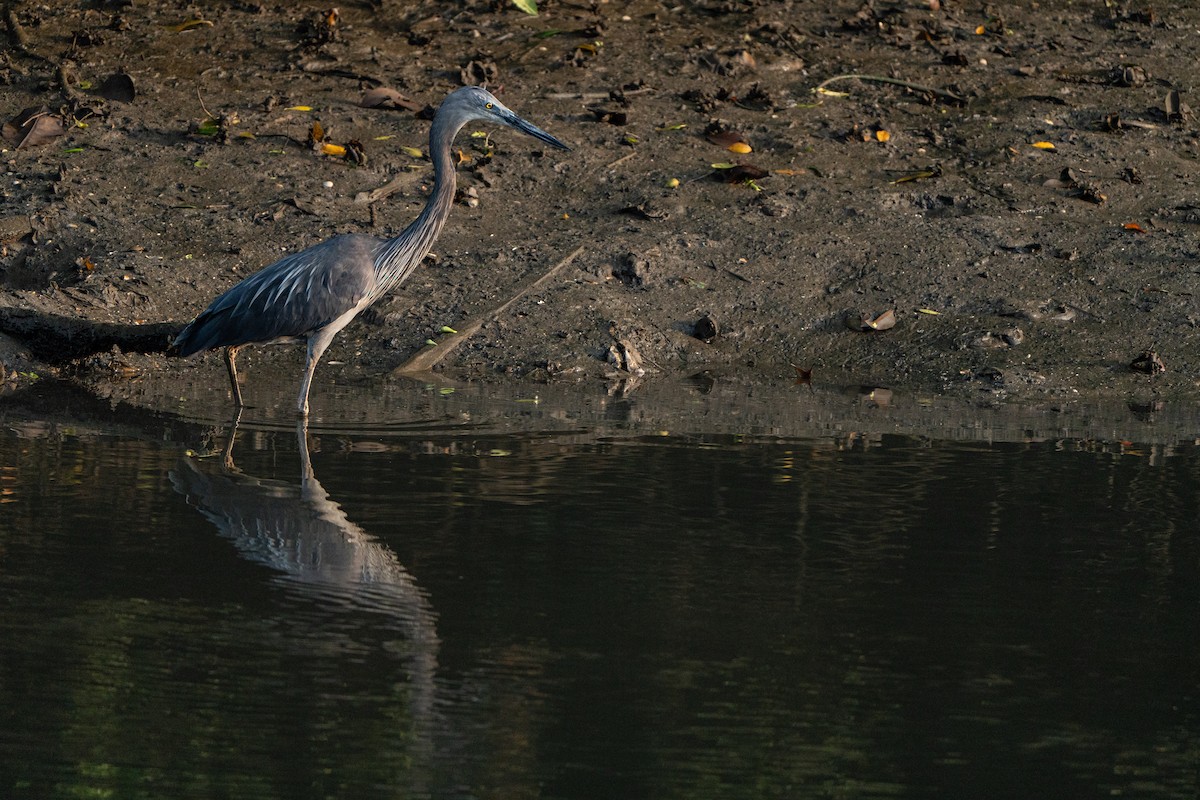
171,86,569,416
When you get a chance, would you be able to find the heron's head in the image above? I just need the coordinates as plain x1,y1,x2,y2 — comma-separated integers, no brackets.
440,86,569,150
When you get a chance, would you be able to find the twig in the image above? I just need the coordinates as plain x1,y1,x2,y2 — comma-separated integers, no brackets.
546,88,654,101
604,151,636,169
392,246,584,376
813,73,965,104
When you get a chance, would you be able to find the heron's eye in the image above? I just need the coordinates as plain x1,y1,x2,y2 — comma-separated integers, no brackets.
485,102,494,109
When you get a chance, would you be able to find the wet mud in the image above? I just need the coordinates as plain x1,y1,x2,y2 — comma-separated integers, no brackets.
2,0,1199,423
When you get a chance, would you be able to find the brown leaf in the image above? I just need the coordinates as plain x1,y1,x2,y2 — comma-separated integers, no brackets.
2,107,66,149
846,309,897,332
711,163,769,183
705,129,747,148
360,87,422,112
1130,349,1165,374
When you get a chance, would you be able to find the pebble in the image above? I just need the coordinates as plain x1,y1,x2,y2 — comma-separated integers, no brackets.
322,180,334,189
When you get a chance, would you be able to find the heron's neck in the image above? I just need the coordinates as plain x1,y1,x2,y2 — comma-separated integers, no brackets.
376,114,461,290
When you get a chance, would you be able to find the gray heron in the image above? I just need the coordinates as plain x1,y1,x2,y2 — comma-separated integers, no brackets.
172,86,569,415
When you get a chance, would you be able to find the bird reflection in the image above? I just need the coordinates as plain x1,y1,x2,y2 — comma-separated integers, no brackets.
169,414,440,757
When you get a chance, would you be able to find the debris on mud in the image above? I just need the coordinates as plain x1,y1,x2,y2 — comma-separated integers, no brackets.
3,0,1200,409
1130,350,1166,375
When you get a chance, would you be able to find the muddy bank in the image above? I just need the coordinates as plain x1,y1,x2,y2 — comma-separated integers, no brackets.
2,0,1199,415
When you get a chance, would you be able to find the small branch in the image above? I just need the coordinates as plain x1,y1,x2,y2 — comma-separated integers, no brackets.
392,245,584,376
545,88,654,101
813,73,965,104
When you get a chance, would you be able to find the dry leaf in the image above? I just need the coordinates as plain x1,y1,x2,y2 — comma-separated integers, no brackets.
1123,222,1147,233
847,309,897,332
865,309,897,331
360,87,422,112
705,129,747,148
728,141,752,154
711,163,769,183
1031,141,1056,150
2,107,66,149
167,18,214,32
875,129,890,143
890,165,941,184
320,142,346,157
1130,349,1165,374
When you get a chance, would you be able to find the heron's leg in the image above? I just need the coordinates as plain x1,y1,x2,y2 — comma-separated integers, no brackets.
296,331,337,417
224,346,245,408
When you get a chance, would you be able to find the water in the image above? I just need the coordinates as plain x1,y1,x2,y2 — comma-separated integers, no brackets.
2,381,1199,799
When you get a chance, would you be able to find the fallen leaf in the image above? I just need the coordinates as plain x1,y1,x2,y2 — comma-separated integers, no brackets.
847,309,897,332
705,129,747,148
658,123,687,131
360,87,422,112
320,142,346,157
711,164,769,183
665,177,680,188
287,105,314,112
890,165,942,184
791,364,813,385
2,107,66,149
1130,349,1165,374
1124,222,1147,233
865,309,897,330
875,129,890,142
193,117,221,137
1165,90,1183,122
1031,141,1056,150
916,308,940,315
167,18,214,32
728,141,752,154
512,0,538,14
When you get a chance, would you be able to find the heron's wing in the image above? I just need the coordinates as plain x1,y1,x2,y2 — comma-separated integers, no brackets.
174,235,379,353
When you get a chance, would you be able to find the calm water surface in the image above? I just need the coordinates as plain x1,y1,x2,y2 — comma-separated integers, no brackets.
1,387,1199,799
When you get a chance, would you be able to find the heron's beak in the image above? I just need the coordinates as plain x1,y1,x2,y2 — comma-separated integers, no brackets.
504,111,570,150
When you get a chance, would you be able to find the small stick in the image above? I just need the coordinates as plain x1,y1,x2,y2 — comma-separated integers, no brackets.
813,73,965,104
605,151,636,169
545,88,654,101
393,246,584,375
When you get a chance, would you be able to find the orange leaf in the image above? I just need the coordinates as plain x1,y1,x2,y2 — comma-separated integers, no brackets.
875,129,890,143
728,141,752,154
1123,222,1147,233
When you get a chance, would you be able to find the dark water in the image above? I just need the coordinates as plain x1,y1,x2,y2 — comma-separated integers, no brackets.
2,387,1199,799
